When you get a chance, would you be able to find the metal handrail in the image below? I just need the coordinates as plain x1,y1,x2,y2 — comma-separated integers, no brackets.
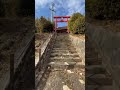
14,35,34,71
5,35,34,90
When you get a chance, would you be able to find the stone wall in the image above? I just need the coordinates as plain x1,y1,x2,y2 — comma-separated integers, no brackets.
35,33,56,70
35,34,52,67
86,23,120,90
35,33,56,88
69,35,85,64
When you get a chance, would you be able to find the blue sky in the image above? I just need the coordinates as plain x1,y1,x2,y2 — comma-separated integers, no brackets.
35,0,85,27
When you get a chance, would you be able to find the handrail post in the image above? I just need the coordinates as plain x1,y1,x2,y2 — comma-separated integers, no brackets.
39,48,41,59
39,48,41,71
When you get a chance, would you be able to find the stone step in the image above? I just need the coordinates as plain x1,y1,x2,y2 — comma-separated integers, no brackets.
52,50,76,53
50,54,80,58
86,85,113,90
53,46,73,47
53,48,74,50
86,65,106,74
86,58,102,65
51,53,79,56
50,57,80,60
48,62,84,69
50,58,82,63
86,76,112,85
52,50,76,52
51,51,77,54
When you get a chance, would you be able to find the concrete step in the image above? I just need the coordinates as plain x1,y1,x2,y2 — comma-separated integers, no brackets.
50,57,80,60
86,65,106,74
48,62,84,69
53,45,73,47
50,55,80,58
51,50,77,54
50,58,82,63
51,53,79,56
52,49,75,51
53,48,74,50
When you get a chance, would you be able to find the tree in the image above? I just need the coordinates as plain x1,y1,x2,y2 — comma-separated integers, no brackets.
35,16,54,33
35,18,43,33
68,13,85,34
73,17,85,34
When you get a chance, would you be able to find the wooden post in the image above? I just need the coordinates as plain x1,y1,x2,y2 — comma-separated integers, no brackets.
10,54,14,90
39,48,41,71
39,48,41,59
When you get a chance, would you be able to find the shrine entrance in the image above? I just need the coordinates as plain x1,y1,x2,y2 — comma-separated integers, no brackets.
54,16,70,33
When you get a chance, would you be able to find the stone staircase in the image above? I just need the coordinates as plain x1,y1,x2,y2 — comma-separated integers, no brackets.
86,37,113,90
36,33,85,90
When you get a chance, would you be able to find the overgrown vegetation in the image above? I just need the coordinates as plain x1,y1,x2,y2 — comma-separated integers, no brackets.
68,13,85,34
86,0,120,20
35,16,54,33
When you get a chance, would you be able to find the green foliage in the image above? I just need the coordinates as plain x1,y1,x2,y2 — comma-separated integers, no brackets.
35,18,43,33
35,16,54,33
74,17,85,34
86,0,120,19
68,13,85,34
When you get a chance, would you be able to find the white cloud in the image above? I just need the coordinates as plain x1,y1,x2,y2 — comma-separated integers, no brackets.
35,0,53,9
35,0,85,15
65,0,85,15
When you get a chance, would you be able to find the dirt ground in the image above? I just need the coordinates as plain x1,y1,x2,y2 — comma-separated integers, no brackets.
35,33,50,49
71,34,85,40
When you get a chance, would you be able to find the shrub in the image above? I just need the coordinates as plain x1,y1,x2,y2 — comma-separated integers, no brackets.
73,17,85,34
35,16,54,33
35,18,43,33
68,13,85,34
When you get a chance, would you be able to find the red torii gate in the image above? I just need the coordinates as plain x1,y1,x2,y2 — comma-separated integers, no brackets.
54,16,70,33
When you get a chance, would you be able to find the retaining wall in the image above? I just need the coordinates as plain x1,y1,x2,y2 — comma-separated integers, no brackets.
69,34,85,64
86,23,120,90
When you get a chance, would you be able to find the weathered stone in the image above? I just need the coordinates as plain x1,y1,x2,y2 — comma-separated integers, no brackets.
86,23,120,89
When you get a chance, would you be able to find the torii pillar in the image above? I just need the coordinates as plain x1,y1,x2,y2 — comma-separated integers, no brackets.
54,16,70,33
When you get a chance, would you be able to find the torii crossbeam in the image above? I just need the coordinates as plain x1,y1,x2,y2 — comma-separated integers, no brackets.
54,16,70,33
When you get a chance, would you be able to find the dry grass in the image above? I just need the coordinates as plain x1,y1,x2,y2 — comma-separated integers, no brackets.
71,34,85,40
35,33,50,49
